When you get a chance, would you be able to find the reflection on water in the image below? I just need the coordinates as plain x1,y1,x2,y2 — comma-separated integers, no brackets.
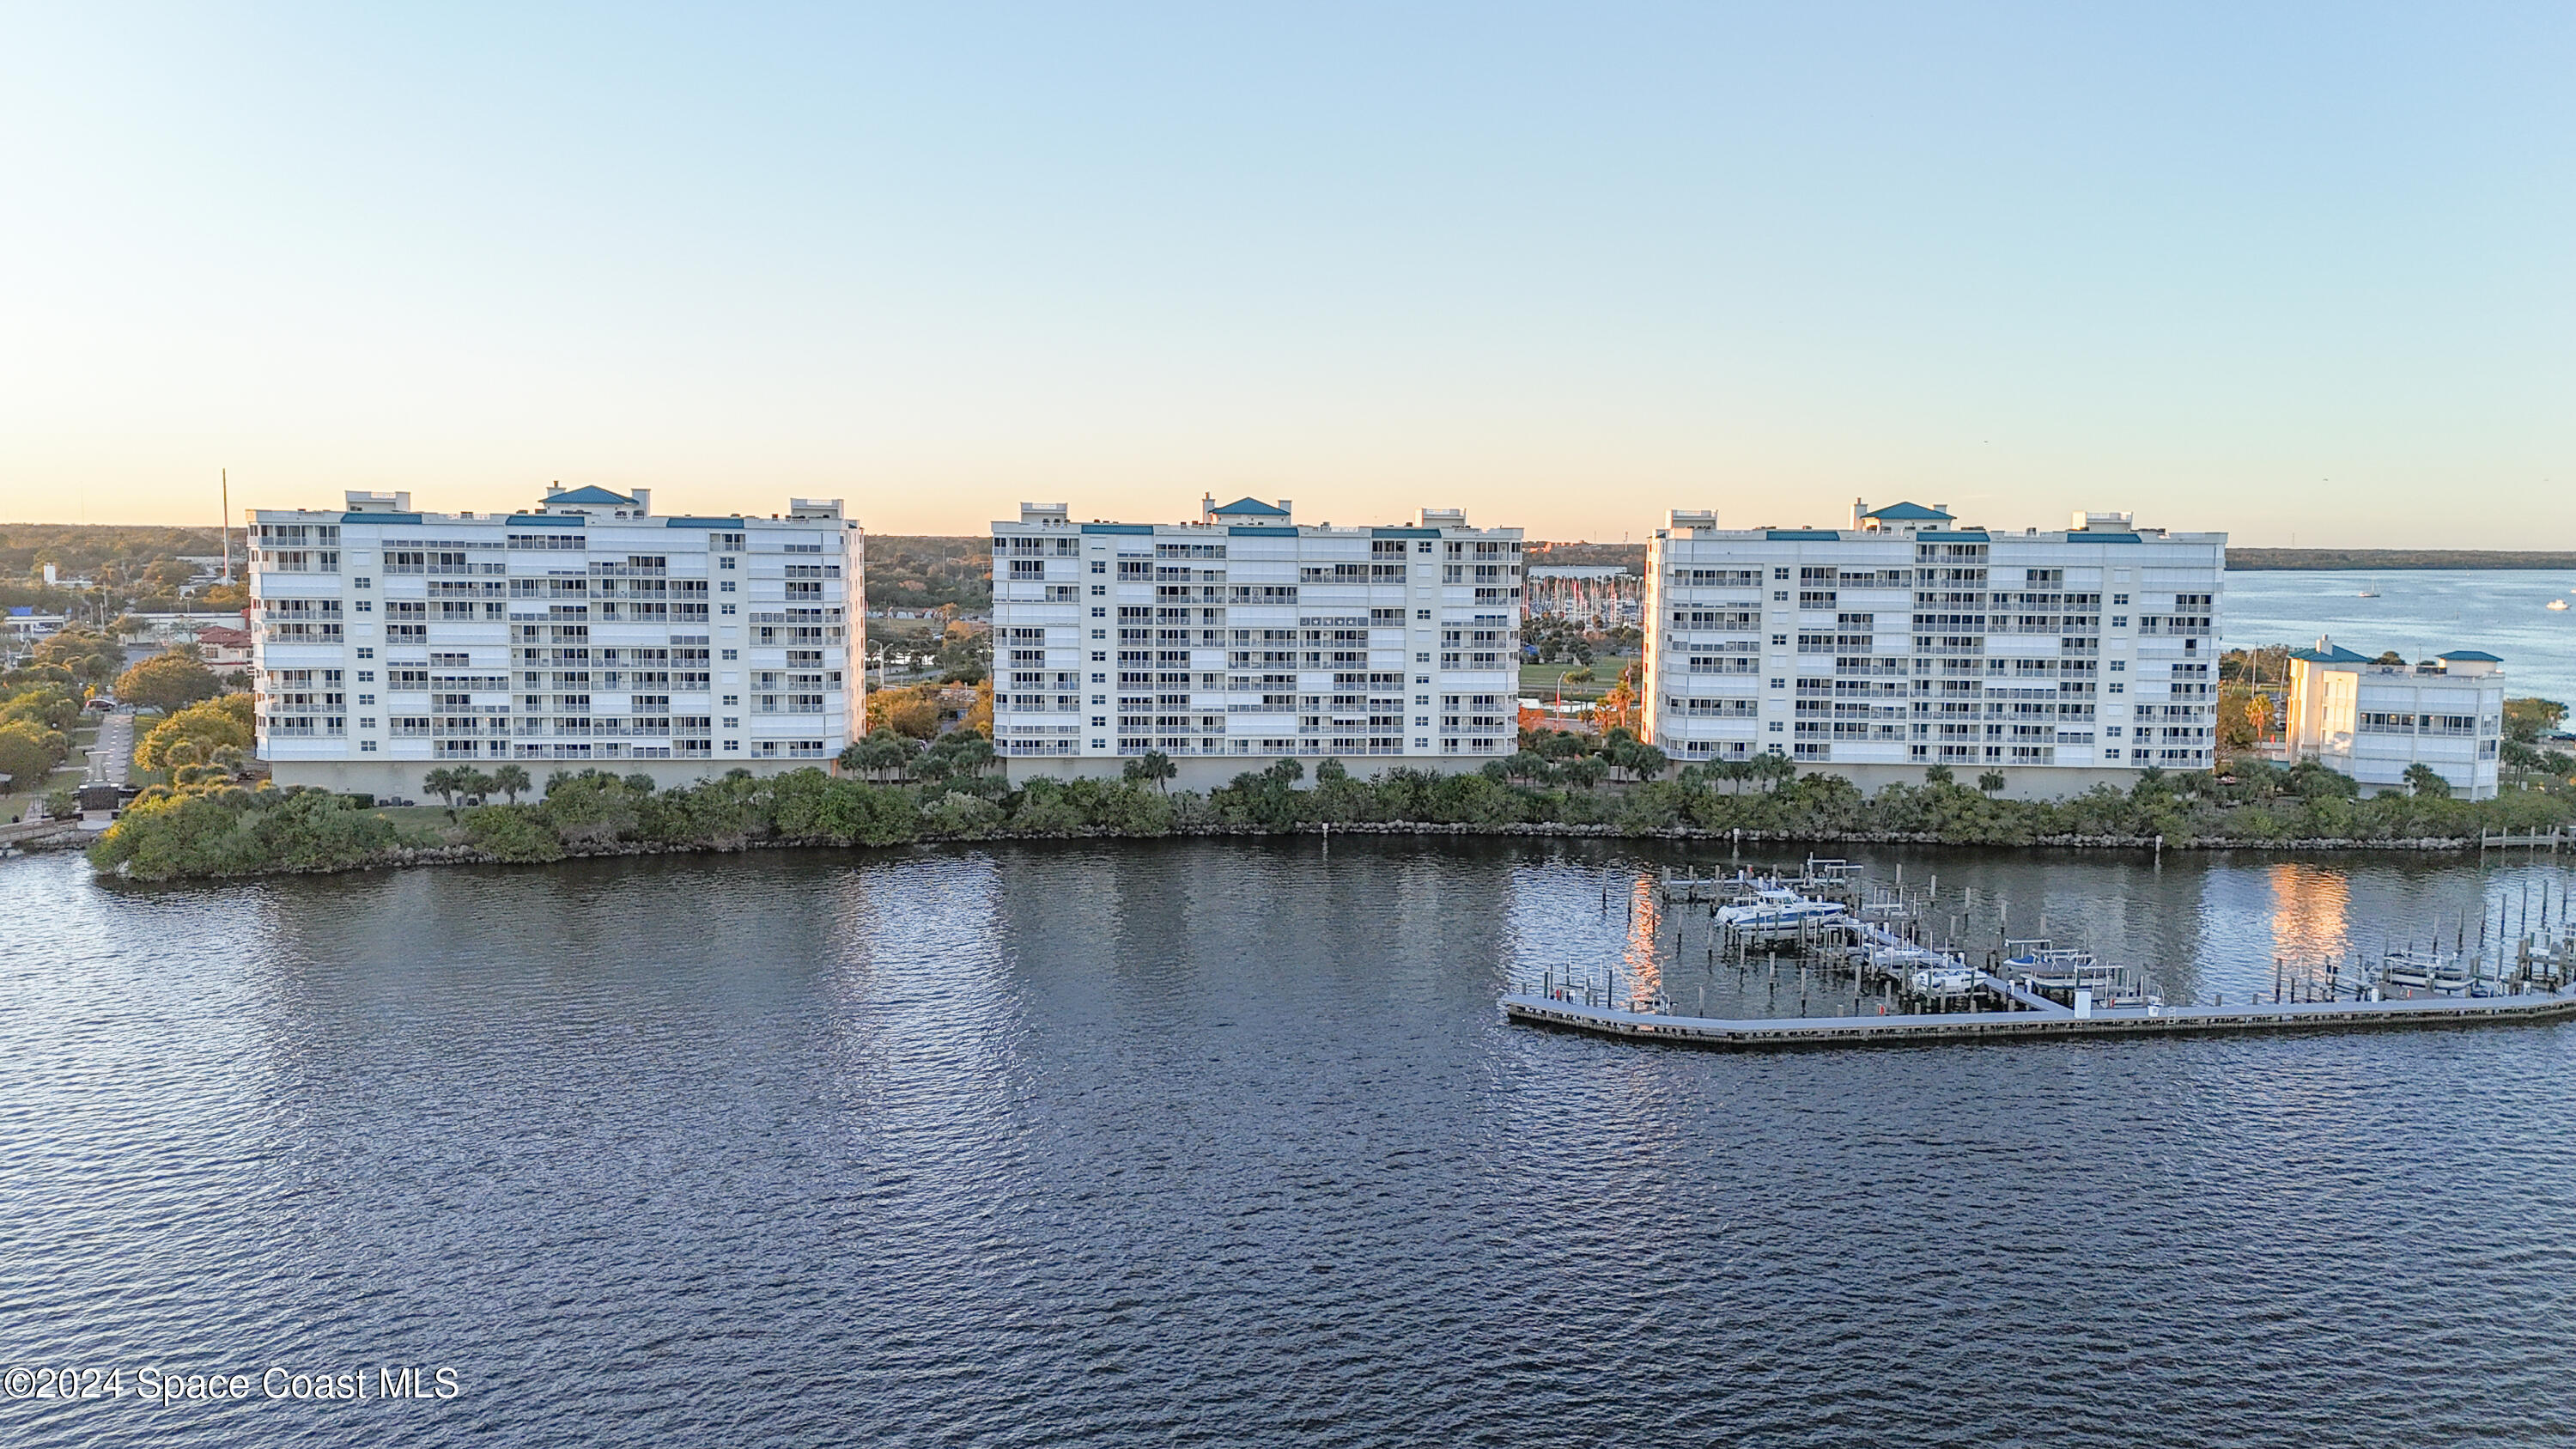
2267,862,2354,965
5,840,2576,1448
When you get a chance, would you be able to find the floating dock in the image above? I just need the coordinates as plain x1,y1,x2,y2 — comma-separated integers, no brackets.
1502,983,2576,1050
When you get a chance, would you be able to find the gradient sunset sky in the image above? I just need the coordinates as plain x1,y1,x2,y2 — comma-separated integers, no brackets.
2,3,2568,543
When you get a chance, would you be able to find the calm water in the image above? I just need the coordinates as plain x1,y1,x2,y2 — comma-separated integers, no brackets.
6,840,2576,1446
2225,568,2576,705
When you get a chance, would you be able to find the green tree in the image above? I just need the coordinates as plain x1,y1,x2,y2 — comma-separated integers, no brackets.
136,695,253,771
2504,698,2567,745
1977,770,2006,795
114,650,222,713
2403,762,2451,798
1923,764,1954,786
422,765,471,819
32,629,122,687
0,719,69,795
488,763,532,804
1123,750,1178,793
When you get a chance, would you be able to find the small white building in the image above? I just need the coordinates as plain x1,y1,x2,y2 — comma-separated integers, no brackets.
2282,637,2504,799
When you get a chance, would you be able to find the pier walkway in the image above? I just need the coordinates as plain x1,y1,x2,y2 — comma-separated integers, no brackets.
1503,983,2576,1050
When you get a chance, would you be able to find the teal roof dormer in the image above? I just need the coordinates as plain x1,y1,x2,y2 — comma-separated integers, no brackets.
545,485,637,506
1861,502,1952,521
1210,496,1290,518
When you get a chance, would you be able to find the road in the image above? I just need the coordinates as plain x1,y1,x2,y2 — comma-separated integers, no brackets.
94,709,136,787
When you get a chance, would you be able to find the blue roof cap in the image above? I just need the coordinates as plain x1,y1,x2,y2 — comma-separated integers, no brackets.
505,514,585,527
1861,501,1952,521
664,516,744,528
1917,531,1990,542
2437,650,2502,662
2290,644,2371,663
1209,496,1289,517
1079,523,1154,535
1765,529,1842,541
544,485,636,505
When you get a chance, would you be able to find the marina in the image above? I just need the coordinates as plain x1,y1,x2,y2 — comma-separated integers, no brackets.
1529,855,2576,1050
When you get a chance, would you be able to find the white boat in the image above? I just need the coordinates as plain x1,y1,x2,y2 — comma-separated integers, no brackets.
1910,965,1977,995
2356,577,2380,598
2549,599,2568,612
2380,949,2438,990
1714,886,1847,941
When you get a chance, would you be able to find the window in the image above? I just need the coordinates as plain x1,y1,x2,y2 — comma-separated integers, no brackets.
2111,616,2128,628
2110,683,2125,694
720,557,737,569
2111,594,2129,606
356,648,374,659
720,581,736,593
722,649,738,660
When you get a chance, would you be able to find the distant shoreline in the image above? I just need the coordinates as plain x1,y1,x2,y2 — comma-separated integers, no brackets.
2227,548,2576,571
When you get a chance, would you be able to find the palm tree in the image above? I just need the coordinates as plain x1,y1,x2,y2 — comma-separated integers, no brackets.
1923,763,1954,787
422,765,467,819
2403,762,2451,799
1977,770,2006,795
1122,749,1179,793
489,763,532,805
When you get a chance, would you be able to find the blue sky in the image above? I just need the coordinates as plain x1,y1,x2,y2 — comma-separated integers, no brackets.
1,3,2567,542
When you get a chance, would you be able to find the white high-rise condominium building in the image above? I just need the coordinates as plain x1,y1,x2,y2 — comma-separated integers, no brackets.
990,496,1522,788
249,485,860,799
1643,502,2225,797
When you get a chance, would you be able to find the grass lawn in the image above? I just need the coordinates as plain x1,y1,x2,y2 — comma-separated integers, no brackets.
1519,660,1631,701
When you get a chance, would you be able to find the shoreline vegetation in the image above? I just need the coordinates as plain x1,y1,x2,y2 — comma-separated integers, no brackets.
79,741,2576,882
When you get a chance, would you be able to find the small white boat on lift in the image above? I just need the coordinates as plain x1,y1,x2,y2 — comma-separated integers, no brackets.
2549,599,2568,612
1714,886,1847,941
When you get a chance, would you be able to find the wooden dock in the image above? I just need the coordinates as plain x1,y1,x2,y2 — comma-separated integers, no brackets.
1502,983,2576,1050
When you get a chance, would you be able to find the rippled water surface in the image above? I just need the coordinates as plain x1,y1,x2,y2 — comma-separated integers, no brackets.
5,840,2575,1446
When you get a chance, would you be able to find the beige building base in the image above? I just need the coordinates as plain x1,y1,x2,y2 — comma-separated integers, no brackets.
264,757,831,804
1765,762,2154,802
1003,753,1499,793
